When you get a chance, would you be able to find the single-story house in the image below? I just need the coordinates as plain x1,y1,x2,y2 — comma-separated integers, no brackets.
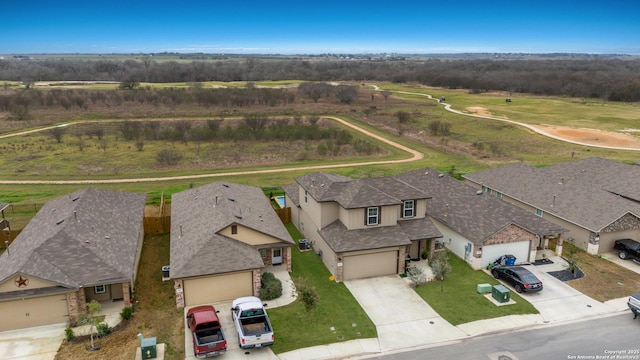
0,188,146,332
170,182,294,308
396,169,567,269
463,157,640,254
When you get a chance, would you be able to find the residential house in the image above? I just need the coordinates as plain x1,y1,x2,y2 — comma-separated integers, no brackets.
284,169,567,279
170,181,294,309
0,188,146,332
396,169,567,269
283,172,442,282
463,157,640,255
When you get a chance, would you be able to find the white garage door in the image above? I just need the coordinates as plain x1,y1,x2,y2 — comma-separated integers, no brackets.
482,241,531,266
0,295,69,332
343,251,398,280
183,271,253,306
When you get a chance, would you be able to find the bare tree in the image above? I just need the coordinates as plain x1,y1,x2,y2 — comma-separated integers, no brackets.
335,85,358,104
49,126,67,143
395,111,411,123
430,252,452,292
381,90,391,100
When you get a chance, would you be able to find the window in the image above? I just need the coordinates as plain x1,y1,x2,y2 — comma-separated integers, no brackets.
536,209,543,217
497,192,503,200
304,190,308,203
403,200,415,218
259,249,266,258
231,225,238,234
94,285,106,294
366,207,379,226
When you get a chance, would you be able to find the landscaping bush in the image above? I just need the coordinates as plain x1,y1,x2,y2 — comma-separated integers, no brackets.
259,272,282,300
120,306,134,320
64,326,74,341
96,322,111,337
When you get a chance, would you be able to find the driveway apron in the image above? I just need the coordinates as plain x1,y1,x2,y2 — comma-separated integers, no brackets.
345,275,467,351
0,323,65,360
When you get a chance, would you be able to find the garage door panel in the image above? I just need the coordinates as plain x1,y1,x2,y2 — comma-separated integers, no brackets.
343,251,397,280
482,242,530,266
0,295,69,332
184,272,252,306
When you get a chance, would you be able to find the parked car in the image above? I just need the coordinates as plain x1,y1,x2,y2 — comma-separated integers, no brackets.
628,293,640,319
491,266,543,293
613,238,640,261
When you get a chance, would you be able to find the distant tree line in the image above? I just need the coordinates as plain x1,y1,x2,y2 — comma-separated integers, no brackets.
1,57,640,101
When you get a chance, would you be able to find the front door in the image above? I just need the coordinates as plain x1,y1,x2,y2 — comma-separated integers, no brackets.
272,248,283,265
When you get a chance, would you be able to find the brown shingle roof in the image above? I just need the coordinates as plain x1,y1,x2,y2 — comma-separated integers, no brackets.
463,157,640,232
170,182,293,279
0,188,146,288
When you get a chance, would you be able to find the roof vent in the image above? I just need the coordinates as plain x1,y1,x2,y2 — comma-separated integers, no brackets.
476,190,483,195
56,219,64,225
222,183,229,188
228,198,235,202
438,174,444,178
72,196,80,201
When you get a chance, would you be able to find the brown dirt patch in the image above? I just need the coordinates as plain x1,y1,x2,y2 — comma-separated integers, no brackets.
465,106,493,117
535,125,640,149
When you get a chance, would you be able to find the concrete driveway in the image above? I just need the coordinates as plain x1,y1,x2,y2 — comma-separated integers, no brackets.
0,323,65,360
345,275,467,352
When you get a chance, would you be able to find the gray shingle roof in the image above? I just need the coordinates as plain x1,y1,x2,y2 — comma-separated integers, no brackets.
0,188,146,288
170,182,294,279
463,157,640,232
296,172,430,208
395,168,567,244
281,183,299,207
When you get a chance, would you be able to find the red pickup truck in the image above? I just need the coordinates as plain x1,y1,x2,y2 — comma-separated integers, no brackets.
186,305,227,358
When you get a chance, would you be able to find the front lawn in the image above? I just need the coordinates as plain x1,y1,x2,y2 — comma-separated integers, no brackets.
267,223,377,354
414,252,538,326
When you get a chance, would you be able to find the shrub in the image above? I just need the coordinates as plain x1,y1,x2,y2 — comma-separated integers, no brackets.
120,306,133,320
64,326,74,341
259,272,282,300
156,148,183,165
96,322,111,337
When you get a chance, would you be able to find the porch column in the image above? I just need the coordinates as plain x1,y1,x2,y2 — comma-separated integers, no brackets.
174,280,184,309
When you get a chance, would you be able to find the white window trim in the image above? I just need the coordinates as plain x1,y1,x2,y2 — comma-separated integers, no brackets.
403,200,415,218
367,207,379,226
536,208,543,217
95,285,106,294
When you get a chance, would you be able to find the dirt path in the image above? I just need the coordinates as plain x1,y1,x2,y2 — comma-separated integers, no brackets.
375,85,640,150
0,116,423,185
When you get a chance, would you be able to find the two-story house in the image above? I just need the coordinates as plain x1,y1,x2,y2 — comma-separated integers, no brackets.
284,169,567,279
283,172,442,282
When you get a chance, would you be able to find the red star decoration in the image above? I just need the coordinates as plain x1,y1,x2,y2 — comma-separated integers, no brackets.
14,276,28,288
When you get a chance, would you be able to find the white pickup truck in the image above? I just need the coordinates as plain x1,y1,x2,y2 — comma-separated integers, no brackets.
628,293,640,319
231,296,274,349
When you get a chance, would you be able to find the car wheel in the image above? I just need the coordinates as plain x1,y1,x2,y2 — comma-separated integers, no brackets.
619,250,629,260
514,284,523,293
492,270,499,279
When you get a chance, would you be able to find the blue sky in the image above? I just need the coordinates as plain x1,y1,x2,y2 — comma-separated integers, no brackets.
2,1,639,54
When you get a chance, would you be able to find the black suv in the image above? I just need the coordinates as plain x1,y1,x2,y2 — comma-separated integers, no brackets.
491,266,543,293
613,238,640,261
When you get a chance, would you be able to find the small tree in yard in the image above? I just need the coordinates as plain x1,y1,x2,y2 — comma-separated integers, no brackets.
430,252,452,292
83,300,102,351
295,277,319,320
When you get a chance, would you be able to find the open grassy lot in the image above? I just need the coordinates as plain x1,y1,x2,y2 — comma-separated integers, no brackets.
414,252,538,326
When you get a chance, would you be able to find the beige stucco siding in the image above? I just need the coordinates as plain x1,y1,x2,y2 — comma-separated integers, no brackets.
183,271,253,306
0,294,69,331
219,224,282,246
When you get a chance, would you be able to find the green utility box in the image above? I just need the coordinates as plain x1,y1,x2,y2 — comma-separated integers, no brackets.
141,336,157,359
477,283,492,294
492,284,511,303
